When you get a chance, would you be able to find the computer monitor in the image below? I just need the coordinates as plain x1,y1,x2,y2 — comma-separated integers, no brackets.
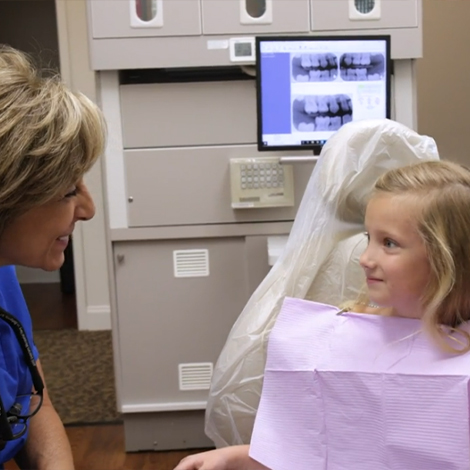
256,35,391,155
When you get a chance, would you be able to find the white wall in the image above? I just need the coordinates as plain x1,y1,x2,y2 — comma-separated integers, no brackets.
55,0,111,330
417,1,470,166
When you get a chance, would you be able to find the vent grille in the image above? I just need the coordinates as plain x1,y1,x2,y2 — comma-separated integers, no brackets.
354,0,375,14
173,249,209,278
178,363,213,391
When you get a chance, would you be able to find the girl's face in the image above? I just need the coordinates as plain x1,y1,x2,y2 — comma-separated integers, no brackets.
0,179,95,271
359,192,431,319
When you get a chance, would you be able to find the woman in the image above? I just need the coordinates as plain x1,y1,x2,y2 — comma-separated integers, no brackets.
0,45,106,468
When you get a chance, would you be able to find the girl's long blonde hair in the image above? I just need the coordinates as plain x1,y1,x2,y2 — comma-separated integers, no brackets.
368,160,470,353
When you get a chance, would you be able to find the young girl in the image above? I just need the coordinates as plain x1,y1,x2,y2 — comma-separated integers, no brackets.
174,159,470,470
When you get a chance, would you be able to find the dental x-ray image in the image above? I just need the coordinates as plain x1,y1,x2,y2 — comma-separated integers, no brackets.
291,53,339,82
293,95,353,131
340,53,385,81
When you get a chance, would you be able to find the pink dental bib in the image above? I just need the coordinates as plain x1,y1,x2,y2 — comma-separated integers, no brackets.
250,297,470,470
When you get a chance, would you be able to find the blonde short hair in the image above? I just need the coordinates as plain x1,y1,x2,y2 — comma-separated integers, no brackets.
374,160,470,352
0,46,106,234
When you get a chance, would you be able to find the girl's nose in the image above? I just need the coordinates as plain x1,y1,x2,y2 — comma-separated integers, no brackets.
359,245,374,270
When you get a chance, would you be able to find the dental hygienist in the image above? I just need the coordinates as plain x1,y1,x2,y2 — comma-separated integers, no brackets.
0,46,106,469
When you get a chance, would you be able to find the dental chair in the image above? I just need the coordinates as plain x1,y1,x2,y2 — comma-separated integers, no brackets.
205,119,440,448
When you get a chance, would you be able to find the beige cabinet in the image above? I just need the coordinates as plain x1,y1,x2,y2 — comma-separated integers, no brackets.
86,0,422,68
89,0,201,38
113,235,273,450
310,0,419,31
119,78,313,228
201,0,310,35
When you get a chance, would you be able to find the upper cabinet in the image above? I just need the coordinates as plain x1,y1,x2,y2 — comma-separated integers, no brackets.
201,0,310,35
86,0,422,69
89,0,201,38
311,0,418,31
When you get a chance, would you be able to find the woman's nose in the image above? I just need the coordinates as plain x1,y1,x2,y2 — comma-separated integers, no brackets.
76,182,96,221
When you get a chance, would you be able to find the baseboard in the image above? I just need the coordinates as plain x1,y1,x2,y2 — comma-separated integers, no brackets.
121,401,207,413
83,305,111,331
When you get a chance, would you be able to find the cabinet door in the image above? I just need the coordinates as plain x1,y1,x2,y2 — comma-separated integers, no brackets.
124,145,314,227
311,0,419,31
89,0,201,38
202,0,310,35
113,237,270,408
120,80,257,148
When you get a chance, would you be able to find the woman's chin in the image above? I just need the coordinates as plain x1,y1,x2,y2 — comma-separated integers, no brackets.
38,255,65,272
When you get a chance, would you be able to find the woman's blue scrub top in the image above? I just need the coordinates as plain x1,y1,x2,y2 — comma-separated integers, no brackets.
0,266,39,466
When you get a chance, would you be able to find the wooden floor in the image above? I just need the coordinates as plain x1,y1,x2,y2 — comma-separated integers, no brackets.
21,282,77,330
4,424,208,470
12,284,207,469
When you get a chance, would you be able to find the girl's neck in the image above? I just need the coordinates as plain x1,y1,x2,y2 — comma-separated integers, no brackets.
354,303,423,320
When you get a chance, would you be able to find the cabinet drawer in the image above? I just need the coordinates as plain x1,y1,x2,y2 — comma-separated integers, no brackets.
201,0,310,35
311,0,419,31
89,0,201,39
120,80,256,148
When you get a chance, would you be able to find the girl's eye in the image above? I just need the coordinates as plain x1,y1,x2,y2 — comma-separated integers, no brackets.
64,188,78,198
364,232,370,242
384,238,398,248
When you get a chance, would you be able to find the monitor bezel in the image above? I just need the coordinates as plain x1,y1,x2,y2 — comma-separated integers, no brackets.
255,34,392,154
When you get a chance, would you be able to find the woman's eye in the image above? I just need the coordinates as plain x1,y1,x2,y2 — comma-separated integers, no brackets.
64,188,78,198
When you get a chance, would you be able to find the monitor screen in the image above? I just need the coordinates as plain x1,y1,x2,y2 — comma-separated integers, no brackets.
256,35,391,154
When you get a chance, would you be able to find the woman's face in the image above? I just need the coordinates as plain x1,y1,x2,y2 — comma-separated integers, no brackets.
0,179,95,271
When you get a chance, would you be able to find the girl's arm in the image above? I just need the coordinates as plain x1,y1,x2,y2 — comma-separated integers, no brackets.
174,445,270,470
